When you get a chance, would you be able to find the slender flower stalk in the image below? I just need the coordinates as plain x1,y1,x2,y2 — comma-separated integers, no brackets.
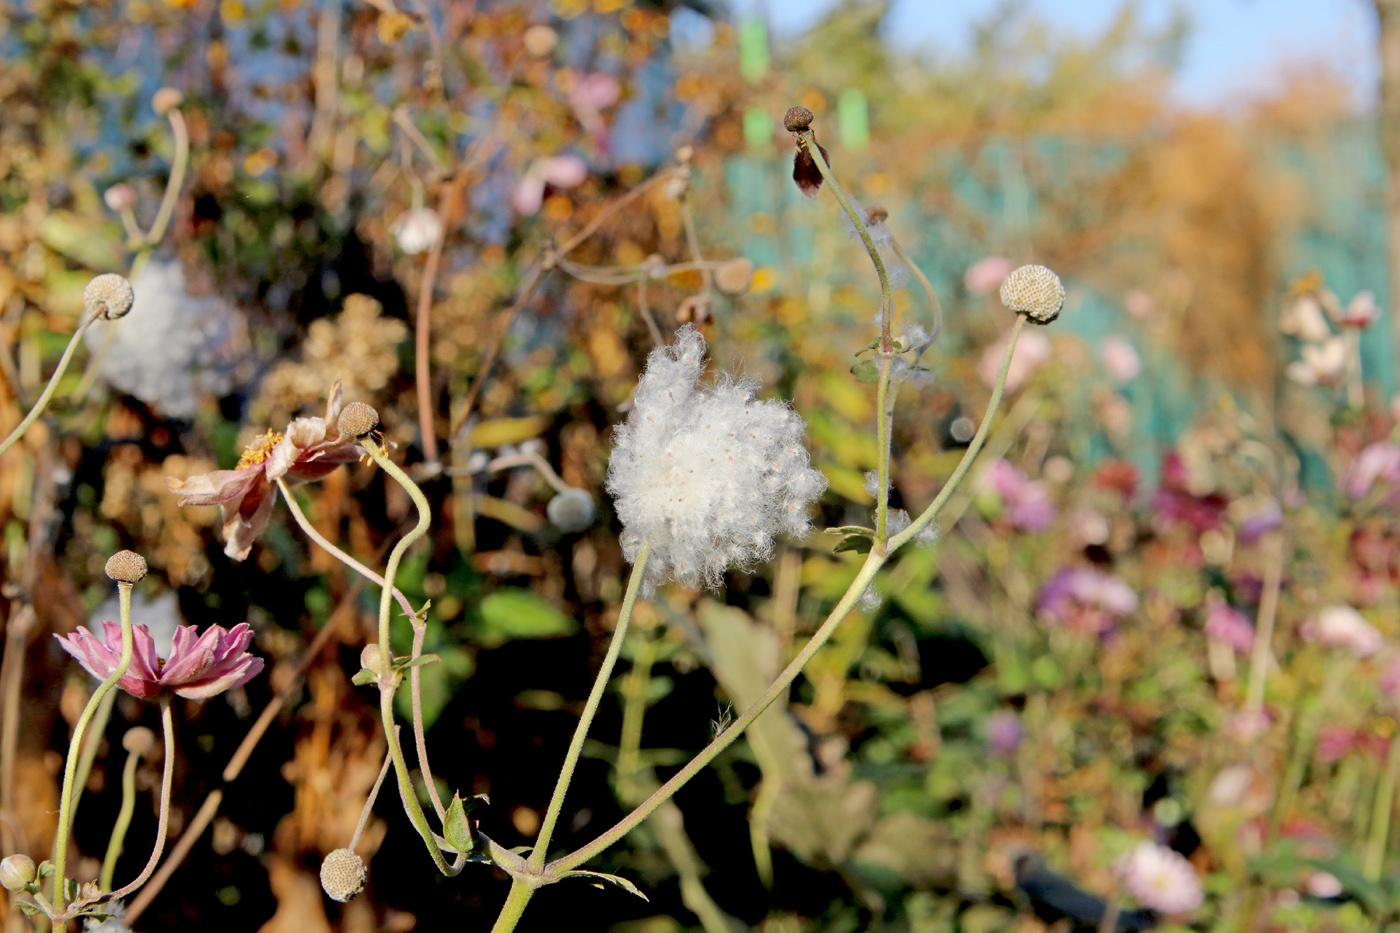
104,699,175,901
99,729,153,891
0,306,103,460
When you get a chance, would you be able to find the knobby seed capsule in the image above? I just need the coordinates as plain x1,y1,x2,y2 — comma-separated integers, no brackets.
999,264,1065,325
84,273,136,321
105,550,148,585
783,106,814,133
320,848,367,902
337,402,380,438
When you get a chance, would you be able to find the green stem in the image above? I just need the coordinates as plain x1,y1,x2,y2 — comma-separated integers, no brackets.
99,741,142,891
144,108,189,249
528,542,651,873
65,681,116,832
0,309,102,460
547,545,884,878
106,698,174,900
1365,719,1400,881
378,683,464,876
361,440,432,656
51,582,136,921
489,876,539,933
890,236,942,341
800,133,896,541
615,631,659,805
891,315,1026,551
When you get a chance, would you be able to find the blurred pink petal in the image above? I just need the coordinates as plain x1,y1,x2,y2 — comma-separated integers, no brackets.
964,256,1013,295
1100,335,1141,383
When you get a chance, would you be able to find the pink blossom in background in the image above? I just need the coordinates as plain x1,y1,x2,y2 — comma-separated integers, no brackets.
1315,725,1358,764
56,621,264,701
1236,499,1283,544
984,459,1055,532
1123,288,1155,319
512,155,589,215
1151,451,1228,534
567,71,620,141
1305,872,1344,899
1117,842,1203,914
1380,654,1400,700
1342,442,1400,505
1036,567,1138,636
1100,335,1142,383
1203,597,1254,654
1301,605,1383,658
1334,290,1380,328
964,256,1013,295
1225,708,1272,741
979,328,1050,393
986,711,1023,757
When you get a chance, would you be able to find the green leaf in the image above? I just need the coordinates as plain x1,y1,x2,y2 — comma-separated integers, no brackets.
394,653,441,670
443,794,478,855
824,525,877,536
834,534,873,554
475,590,577,648
351,668,377,687
850,360,881,384
560,870,649,901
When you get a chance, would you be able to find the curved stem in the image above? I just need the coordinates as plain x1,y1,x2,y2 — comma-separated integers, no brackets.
891,316,1026,552
99,740,143,891
890,236,942,342
409,619,448,822
0,309,102,460
105,699,175,901
51,582,136,919
528,542,651,872
350,737,396,852
413,195,447,467
66,684,116,831
144,109,189,248
378,683,465,876
276,477,415,619
361,440,431,656
548,546,883,877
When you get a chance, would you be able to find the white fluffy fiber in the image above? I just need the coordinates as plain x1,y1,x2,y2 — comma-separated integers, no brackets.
606,326,827,590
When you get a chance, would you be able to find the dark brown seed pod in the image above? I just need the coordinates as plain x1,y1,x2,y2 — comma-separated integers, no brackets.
783,106,814,133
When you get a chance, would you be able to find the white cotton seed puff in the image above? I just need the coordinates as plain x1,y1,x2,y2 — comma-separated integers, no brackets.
606,325,827,591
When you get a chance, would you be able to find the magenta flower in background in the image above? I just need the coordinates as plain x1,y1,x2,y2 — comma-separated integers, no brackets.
1151,451,1228,534
964,255,1013,295
1203,597,1254,654
1117,842,1203,914
1301,605,1383,658
1342,442,1400,506
56,621,264,700
1315,725,1358,764
985,459,1055,532
1236,498,1283,544
167,383,362,560
1036,567,1138,636
986,711,1023,757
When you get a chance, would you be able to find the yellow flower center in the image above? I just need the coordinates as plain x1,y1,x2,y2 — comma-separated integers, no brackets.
237,430,285,469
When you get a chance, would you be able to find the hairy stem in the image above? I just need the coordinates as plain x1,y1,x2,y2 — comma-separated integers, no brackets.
98,739,143,891
0,309,102,460
106,698,174,900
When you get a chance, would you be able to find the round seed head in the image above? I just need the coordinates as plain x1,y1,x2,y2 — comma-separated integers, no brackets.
84,273,136,321
320,848,366,902
714,258,755,296
999,264,1066,324
337,402,380,438
547,488,596,533
784,106,814,133
864,205,889,224
122,726,157,756
105,550,148,584
359,644,383,671
104,184,136,212
152,87,184,115
0,855,36,892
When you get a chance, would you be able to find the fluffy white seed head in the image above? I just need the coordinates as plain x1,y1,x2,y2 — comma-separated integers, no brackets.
606,326,827,591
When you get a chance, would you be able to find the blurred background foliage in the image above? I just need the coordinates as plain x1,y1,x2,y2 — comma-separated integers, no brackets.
4,0,1400,931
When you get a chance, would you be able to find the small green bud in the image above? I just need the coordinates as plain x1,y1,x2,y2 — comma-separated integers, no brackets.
0,854,36,891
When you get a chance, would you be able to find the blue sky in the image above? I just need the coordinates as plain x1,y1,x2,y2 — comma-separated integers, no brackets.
730,0,1378,109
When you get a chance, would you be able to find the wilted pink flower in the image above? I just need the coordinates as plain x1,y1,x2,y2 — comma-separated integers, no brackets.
56,621,263,700
1301,605,1383,658
512,154,589,215
1327,290,1380,329
1117,842,1203,914
167,383,362,560
979,328,1050,392
984,459,1055,531
964,256,1013,295
1203,596,1254,654
1342,442,1400,506
1036,567,1138,635
1100,335,1142,383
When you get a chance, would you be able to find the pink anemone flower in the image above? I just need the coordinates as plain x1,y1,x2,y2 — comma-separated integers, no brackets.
56,621,264,700
166,383,363,560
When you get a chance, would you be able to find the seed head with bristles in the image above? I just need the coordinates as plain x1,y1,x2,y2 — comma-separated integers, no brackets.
84,273,136,321
105,550,148,584
337,402,380,438
999,264,1065,325
320,848,367,902
784,106,814,133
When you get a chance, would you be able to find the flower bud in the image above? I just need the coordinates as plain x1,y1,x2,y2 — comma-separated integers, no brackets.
104,184,136,213
547,488,596,533
714,258,754,296
360,644,383,671
105,550,148,584
999,264,1065,325
122,726,157,756
320,848,366,902
337,402,380,438
152,87,184,115
84,273,136,321
783,106,814,133
0,854,36,891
